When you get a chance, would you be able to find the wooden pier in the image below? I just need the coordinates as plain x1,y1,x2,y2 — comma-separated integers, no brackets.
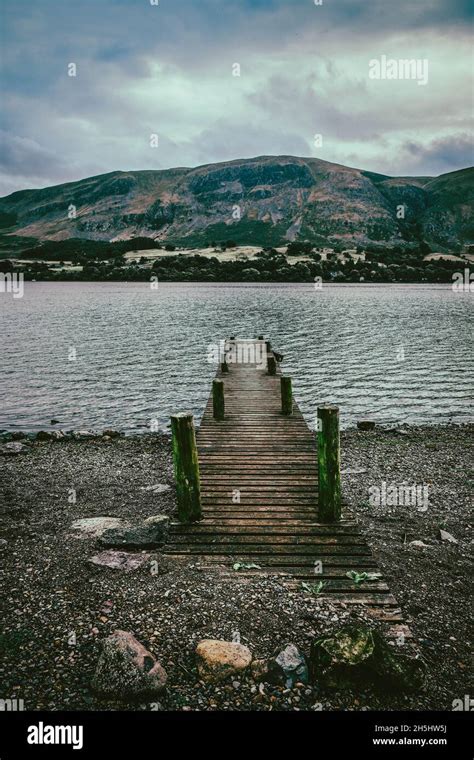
164,338,406,622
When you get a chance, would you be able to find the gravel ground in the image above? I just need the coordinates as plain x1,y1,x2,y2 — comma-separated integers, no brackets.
0,425,472,712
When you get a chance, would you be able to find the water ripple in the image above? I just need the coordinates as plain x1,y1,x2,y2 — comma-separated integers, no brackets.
0,282,472,431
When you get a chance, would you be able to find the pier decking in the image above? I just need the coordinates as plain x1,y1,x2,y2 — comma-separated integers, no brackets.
164,339,405,622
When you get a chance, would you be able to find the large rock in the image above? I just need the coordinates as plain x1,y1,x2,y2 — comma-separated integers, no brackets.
310,625,426,692
72,430,98,440
70,517,130,538
266,644,308,687
196,640,252,683
357,420,376,431
370,630,426,692
310,625,375,688
36,430,53,441
92,630,167,699
50,430,66,441
89,550,150,572
99,515,169,548
0,442,27,456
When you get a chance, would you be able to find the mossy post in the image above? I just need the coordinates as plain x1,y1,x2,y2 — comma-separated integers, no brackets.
213,379,225,421
267,355,277,376
170,413,202,523
281,376,292,415
317,405,341,522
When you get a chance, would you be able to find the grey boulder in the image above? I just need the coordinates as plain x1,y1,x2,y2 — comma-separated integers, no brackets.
92,630,167,699
0,442,27,456
99,515,169,548
267,644,308,687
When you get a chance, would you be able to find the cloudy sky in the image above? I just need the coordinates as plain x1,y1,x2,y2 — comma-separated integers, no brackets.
0,0,472,195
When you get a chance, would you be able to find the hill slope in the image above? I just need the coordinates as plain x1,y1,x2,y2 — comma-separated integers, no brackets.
0,156,472,250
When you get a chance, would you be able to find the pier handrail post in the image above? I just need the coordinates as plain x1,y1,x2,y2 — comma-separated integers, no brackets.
317,405,341,522
267,355,277,375
281,376,293,415
213,379,225,420
170,412,202,523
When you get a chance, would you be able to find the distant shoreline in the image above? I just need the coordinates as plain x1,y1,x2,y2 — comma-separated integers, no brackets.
2,241,472,285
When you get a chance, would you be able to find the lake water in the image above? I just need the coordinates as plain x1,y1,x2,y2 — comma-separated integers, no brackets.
0,282,472,432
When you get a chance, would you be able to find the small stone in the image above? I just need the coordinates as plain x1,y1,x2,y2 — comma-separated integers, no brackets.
140,484,171,494
251,658,269,681
196,640,252,683
267,644,308,687
50,419,60,425
103,429,121,438
357,420,376,431
89,550,150,572
409,540,430,549
72,430,97,440
0,539,7,550
92,630,167,699
439,529,458,544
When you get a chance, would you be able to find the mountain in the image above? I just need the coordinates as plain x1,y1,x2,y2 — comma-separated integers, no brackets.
0,156,472,250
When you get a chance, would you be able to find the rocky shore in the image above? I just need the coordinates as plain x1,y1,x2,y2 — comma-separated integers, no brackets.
0,424,472,711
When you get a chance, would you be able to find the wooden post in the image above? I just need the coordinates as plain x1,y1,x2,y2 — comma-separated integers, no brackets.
258,335,264,340
267,355,276,375
317,405,341,522
170,413,202,523
265,340,272,352
281,376,292,415
221,358,229,373
213,379,225,420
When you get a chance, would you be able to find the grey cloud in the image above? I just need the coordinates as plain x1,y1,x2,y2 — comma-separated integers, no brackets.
402,135,474,175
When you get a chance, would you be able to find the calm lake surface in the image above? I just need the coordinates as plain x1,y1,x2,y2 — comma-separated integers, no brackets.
1,282,472,432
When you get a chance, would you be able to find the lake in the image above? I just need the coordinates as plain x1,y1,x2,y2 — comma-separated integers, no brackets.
0,282,472,432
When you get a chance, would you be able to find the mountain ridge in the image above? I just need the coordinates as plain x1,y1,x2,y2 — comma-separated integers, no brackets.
1,155,472,251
